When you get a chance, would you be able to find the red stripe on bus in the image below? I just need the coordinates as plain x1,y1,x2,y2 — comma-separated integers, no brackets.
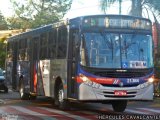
76,76,115,84
33,64,37,92
89,77,114,84
76,76,83,83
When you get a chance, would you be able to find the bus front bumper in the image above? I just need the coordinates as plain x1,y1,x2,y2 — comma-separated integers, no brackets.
78,82,154,101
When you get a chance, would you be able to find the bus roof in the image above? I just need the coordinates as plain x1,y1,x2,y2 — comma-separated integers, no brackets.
70,14,151,21
8,24,53,41
8,14,151,41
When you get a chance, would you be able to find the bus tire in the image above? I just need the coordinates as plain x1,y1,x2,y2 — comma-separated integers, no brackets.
4,86,8,93
30,95,37,100
111,100,127,112
19,77,30,100
56,83,70,110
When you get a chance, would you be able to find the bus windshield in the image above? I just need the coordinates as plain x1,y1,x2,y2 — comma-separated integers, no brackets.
80,32,153,69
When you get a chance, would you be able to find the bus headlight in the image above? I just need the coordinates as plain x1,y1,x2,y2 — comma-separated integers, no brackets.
79,74,100,88
148,77,154,83
140,77,154,89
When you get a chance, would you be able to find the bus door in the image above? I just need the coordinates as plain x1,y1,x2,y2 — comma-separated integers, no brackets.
30,37,39,93
68,29,79,99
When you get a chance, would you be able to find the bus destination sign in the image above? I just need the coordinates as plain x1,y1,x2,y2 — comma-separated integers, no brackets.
83,16,151,30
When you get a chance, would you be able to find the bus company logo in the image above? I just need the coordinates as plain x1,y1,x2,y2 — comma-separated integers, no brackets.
113,79,124,87
113,79,120,84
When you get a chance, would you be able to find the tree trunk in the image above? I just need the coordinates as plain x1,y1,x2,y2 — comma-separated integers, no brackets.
119,0,122,15
130,0,142,17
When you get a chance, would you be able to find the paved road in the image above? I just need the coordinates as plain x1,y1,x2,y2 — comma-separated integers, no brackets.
0,89,159,120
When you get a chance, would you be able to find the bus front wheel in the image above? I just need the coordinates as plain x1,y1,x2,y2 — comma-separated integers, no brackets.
30,95,37,100
55,83,70,110
111,100,127,112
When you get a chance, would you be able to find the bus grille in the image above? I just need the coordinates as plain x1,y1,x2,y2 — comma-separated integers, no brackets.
93,68,153,78
101,84,139,87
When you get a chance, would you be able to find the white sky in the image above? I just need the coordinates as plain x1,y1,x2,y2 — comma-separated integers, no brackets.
64,0,103,19
0,0,13,17
0,0,131,19
1,0,156,21
64,0,131,19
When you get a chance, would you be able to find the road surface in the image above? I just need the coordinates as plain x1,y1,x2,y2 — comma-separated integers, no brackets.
0,89,159,120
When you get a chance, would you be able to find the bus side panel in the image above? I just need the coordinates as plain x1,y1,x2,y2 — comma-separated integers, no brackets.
50,59,68,98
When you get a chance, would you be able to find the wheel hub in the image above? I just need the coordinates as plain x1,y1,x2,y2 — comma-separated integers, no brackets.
20,88,24,97
58,89,64,103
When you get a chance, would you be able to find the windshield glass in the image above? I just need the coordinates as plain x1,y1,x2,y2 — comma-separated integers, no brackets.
80,32,153,68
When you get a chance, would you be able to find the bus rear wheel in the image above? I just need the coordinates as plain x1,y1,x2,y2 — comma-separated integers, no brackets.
111,100,127,112
4,86,8,93
55,83,70,110
19,78,30,100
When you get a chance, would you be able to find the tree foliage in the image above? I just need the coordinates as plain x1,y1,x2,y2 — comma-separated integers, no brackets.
99,0,160,19
0,12,8,30
9,0,72,29
0,38,7,69
100,0,120,14
130,0,160,18
0,11,8,69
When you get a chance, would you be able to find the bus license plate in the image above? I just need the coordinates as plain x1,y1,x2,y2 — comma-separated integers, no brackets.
114,90,127,96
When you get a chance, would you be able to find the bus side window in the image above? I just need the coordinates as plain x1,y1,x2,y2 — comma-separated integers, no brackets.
73,32,79,58
7,42,13,61
40,33,48,59
69,29,79,60
18,38,27,61
57,27,67,59
48,29,57,59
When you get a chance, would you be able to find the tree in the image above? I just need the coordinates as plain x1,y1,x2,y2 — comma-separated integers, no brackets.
100,0,122,14
10,0,72,29
0,11,8,69
99,0,160,18
7,17,32,30
129,0,142,17
0,37,7,69
0,12,8,30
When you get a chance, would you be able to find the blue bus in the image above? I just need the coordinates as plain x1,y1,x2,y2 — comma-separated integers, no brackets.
6,15,154,112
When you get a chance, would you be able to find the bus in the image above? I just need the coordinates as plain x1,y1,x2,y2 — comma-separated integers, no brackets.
6,15,154,112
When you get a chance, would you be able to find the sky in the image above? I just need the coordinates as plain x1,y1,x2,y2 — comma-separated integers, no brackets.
0,0,13,17
0,0,156,22
64,0,103,19
64,0,131,19
0,0,131,19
